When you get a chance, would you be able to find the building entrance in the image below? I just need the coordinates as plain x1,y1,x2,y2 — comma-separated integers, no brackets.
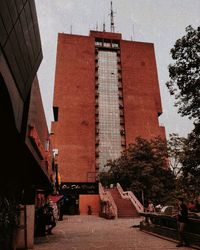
64,194,79,215
60,182,99,215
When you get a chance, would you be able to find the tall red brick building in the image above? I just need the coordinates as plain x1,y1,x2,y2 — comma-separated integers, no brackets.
51,30,165,214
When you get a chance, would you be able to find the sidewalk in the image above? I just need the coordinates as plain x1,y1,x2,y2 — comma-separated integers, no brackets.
34,215,191,250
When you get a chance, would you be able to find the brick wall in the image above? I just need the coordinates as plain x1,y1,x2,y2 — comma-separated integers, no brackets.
51,33,96,182
121,40,166,144
79,195,100,215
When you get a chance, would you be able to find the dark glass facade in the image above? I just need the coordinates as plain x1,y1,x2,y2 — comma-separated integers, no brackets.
0,0,51,188
0,0,42,100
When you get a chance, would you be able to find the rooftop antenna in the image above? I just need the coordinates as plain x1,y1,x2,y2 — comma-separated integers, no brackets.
103,22,106,32
96,22,98,31
132,23,135,40
109,1,116,32
103,14,106,32
70,25,73,34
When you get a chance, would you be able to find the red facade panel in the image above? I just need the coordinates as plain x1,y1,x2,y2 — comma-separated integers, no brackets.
25,77,50,176
120,40,165,144
52,33,96,182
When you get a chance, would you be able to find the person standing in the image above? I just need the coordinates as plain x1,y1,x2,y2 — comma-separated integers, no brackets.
146,200,155,224
147,200,155,212
176,197,189,247
58,197,65,221
44,203,56,235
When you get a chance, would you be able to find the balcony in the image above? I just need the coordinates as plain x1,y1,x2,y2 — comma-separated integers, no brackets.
95,138,99,145
95,103,99,109
118,82,122,89
95,92,99,98
118,89,123,98
95,72,99,79
120,110,124,116
120,118,124,125
120,128,125,135
121,138,126,146
119,103,124,109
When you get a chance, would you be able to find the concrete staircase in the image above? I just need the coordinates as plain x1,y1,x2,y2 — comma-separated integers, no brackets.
108,187,138,218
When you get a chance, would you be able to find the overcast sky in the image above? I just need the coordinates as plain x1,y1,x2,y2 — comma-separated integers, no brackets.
35,0,200,138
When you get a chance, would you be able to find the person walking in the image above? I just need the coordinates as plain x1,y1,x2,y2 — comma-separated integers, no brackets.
176,197,189,247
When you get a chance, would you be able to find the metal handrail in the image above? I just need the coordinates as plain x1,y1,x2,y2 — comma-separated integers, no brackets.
116,183,144,212
99,183,118,218
106,190,118,218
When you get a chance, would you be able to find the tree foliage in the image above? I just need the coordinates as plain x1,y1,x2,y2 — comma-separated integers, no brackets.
167,133,200,199
179,131,200,199
167,133,187,177
99,137,175,206
166,25,200,126
166,25,200,199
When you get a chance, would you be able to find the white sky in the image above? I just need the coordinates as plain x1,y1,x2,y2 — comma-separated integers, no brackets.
35,0,200,139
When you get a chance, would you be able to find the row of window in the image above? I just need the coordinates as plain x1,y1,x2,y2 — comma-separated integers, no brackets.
95,39,119,49
95,50,122,171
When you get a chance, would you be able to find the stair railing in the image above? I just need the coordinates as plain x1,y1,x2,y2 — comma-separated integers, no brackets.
99,183,118,218
106,190,118,218
116,183,144,212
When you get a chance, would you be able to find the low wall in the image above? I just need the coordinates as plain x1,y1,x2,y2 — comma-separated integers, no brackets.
79,195,100,215
139,212,200,249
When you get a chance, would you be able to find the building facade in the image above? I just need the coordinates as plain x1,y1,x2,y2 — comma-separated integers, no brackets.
0,0,52,248
51,30,165,214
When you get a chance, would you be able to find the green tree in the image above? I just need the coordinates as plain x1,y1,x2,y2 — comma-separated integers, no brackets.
167,133,187,177
166,132,200,200
179,131,200,199
166,25,200,128
166,25,200,199
100,137,175,205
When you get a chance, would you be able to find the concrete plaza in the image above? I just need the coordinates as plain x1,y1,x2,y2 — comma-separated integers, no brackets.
34,215,191,250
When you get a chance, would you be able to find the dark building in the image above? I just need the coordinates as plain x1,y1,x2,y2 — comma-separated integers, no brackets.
51,30,165,215
0,0,52,248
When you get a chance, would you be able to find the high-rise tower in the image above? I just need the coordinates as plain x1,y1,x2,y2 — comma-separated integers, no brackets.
51,30,165,215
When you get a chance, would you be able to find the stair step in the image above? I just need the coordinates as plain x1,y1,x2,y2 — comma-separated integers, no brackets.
107,187,139,218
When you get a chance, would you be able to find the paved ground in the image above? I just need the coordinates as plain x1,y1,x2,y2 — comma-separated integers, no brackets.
34,215,191,250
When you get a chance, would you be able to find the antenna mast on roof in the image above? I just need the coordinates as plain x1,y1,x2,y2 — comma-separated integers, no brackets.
110,1,115,32
103,14,106,32
103,22,106,32
132,24,135,40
